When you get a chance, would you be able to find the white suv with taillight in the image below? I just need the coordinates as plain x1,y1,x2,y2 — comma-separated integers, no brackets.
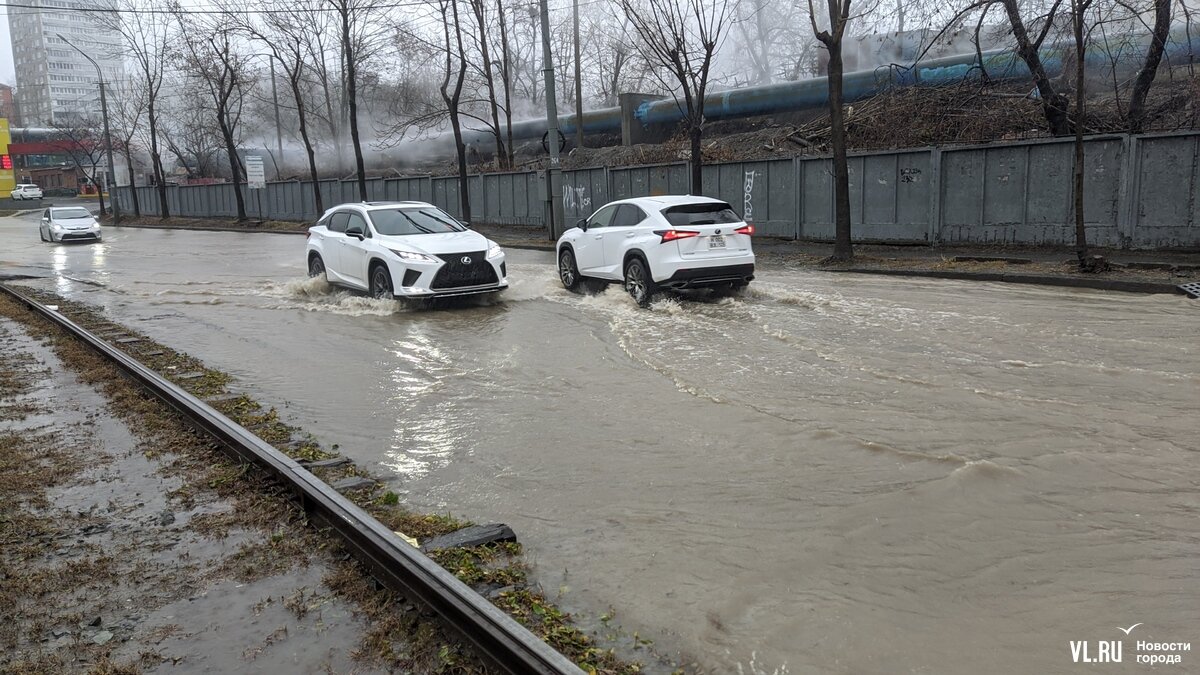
556,196,755,306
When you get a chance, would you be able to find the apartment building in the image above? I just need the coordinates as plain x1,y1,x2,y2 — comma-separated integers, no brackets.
8,0,124,125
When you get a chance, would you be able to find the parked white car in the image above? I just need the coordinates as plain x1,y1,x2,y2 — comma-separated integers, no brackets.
306,202,508,299
556,196,755,306
39,207,102,243
11,184,44,200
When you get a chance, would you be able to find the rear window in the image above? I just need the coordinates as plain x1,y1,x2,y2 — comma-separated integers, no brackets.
661,202,741,227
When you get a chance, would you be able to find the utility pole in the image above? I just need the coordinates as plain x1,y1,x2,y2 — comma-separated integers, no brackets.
60,33,119,224
572,0,584,149
270,57,284,179
539,0,564,239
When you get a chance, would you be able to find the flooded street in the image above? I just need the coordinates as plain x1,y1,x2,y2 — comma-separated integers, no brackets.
3,213,1197,673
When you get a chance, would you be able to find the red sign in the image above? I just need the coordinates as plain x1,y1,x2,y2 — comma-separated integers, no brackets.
0,155,11,170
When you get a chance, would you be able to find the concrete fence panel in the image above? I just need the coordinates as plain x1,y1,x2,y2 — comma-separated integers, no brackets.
1131,133,1200,248
109,131,1199,248
609,163,688,201
701,159,797,238
799,151,933,242
940,137,1124,246
562,167,608,222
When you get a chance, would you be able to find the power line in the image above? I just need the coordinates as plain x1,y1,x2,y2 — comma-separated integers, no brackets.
0,0,611,17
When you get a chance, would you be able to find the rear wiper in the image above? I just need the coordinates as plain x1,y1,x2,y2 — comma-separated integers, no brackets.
692,219,717,225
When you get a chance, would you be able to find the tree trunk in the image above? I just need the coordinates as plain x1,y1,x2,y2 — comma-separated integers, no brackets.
95,179,107,216
220,121,247,221
497,0,515,168
147,99,170,218
472,0,507,167
1127,0,1171,133
689,124,703,194
827,43,853,261
341,8,368,201
288,67,323,215
1072,0,1088,266
444,0,471,220
124,149,141,217
1001,0,1071,135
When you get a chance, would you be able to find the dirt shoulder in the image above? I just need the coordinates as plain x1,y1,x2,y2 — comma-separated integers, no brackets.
0,290,654,674
0,293,486,674
106,215,308,234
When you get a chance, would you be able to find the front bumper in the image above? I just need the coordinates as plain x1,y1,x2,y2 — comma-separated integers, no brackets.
53,228,102,242
383,252,508,298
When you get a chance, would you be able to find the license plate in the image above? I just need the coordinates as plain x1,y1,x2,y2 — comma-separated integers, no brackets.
709,235,726,249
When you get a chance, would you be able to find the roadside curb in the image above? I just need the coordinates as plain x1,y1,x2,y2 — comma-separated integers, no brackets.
107,223,306,235
827,267,1185,295
500,243,555,252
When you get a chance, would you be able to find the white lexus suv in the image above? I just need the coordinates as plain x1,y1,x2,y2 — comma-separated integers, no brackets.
557,196,755,306
306,202,508,300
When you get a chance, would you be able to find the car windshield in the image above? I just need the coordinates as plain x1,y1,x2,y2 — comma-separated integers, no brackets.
661,202,742,227
53,208,92,219
368,207,465,236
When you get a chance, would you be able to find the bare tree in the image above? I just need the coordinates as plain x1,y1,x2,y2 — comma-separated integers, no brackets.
467,0,510,167
102,1,170,218
242,0,326,213
808,0,854,261
326,0,384,201
442,0,472,218
173,11,253,220
1127,0,1172,132
1000,0,1072,135
497,0,516,167
620,0,735,192
48,117,109,215
111,82,147,217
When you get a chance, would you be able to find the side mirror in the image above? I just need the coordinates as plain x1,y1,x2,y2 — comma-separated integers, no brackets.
458,219,470,228
577,218,588,232
346,227,364,239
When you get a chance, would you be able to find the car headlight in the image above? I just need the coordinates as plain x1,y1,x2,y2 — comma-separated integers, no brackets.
487,242,503,259
388,249,438,263
51,223,63,230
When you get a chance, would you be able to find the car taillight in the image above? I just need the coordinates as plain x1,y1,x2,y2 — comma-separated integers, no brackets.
653,229,700,243
735,224,754,235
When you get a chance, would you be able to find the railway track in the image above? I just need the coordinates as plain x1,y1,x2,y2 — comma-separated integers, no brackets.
0,283,584,675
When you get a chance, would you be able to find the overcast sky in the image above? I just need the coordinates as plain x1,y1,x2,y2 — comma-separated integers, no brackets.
1,8,14,87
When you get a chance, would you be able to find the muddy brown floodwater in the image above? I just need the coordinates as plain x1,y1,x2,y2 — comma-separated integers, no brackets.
2,214,1198,673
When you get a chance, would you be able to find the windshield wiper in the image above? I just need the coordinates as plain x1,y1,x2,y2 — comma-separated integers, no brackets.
397,211,435,235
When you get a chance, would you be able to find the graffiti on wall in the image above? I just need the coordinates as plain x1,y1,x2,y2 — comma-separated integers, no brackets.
743,170,757,222
563,185,591,213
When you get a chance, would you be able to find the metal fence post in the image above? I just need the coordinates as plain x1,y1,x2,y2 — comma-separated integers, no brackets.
1116,134,1137,248
793,155,802,240
929,147,942,246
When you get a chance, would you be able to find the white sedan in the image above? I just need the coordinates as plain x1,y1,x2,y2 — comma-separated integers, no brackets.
39,206,102,243
305,201,508,299
557,195,755,306
11,184,44,200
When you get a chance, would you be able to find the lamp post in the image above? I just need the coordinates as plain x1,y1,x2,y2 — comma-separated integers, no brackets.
538,0,564,240
58,33,119,224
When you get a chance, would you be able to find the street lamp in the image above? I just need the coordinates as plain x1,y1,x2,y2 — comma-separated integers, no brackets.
57,33,119,224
